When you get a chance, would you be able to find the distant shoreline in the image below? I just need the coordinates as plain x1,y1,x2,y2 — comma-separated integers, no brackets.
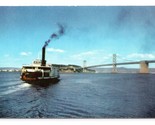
0,67,155,73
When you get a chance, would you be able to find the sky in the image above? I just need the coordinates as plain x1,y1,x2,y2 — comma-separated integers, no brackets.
0,6,155,68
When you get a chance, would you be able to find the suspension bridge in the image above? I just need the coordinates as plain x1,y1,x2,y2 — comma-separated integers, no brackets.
83,54,155,73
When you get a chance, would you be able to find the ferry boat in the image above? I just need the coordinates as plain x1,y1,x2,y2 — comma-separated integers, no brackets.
20,47,60,84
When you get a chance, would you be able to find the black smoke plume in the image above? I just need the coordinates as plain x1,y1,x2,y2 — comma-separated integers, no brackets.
43,24,65,48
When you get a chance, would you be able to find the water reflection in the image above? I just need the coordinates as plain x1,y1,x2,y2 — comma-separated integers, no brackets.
24,79,60,88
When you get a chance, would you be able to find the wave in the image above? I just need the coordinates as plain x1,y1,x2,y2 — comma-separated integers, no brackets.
0,82,31,97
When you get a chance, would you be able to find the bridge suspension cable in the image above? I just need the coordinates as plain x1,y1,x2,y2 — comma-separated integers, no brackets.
117,55,139,62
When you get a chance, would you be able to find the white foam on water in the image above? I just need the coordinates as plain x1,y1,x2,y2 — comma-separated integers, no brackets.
0,83,32,97
22,83,32,88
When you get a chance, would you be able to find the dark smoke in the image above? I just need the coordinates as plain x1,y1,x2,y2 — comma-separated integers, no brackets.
117,8,131,24
114,8,132,30
58,23,64,35
51,33,57,38
43,24,65,47
140,19,155,53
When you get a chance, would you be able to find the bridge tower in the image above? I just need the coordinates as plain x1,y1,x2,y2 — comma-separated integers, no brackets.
140,61,149,73
112,54,117,73
83,60,87,72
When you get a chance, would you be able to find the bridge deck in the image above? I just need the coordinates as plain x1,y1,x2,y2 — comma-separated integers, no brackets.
86,60,155,68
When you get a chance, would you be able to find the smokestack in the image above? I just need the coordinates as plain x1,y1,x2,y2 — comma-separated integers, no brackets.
41,46,46,66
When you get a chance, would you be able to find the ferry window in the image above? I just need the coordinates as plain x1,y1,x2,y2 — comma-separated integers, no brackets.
44,72,49,77
25,72,42,78
24,67,35,69
38,67,51,70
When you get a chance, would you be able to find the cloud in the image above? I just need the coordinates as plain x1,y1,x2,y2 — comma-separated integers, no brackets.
47,48,65,53
127,53,155,60
71,51,98,60
20,52,32,56
71,50,113,66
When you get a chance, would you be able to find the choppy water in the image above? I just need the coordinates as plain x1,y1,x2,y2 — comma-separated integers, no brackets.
0,72,155,118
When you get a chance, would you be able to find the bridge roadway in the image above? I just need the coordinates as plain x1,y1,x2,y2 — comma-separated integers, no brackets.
86,60,155,68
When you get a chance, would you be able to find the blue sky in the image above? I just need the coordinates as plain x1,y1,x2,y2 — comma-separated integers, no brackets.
0,6,155,68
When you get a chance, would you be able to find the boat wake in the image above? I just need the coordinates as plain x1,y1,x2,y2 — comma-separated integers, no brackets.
0,82,31,97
